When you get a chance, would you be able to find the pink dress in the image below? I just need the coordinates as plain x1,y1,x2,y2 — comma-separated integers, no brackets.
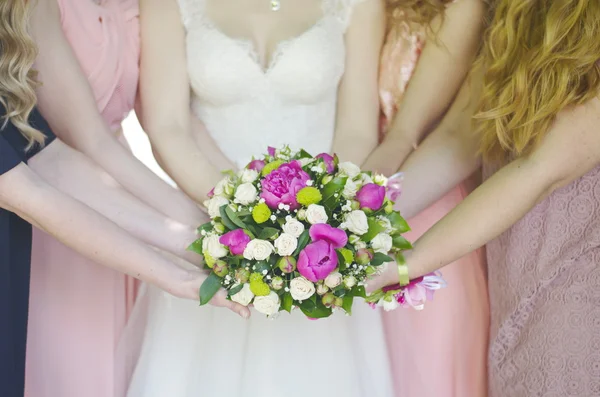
378,19,489,397
25,1,140,396
484,164,600,396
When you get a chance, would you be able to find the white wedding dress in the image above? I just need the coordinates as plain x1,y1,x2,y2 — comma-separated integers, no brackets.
126,1,394,396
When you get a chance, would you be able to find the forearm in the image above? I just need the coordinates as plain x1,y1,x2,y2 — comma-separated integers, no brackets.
29,142,203,263
407,157,553,279
333,132,378,165
190,112,236,172
145,123,223,204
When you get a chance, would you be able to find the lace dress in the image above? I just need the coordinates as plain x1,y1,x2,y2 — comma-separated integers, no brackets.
484,163,600,396
126,1,394,396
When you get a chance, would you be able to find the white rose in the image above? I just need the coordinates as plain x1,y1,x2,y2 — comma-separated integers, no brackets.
324,272,342,289
274,233,298,256
289,277,316,301
234,183,258,205
299,157,315,167
344,210,369,235
371,233,393,254
360,173,374,184
230,284,254,306
373,174,387,186
342,178,359,199
316,283,329,295
338,161,361,178
214,178,234,197
282,218,305,238
354,241,367,250
253,291,280,316
205,196,229,218
343,275,357,288
243,239,274,261
379,296,400,312
240,169,259,183
306,204,328,225
202,234,228,259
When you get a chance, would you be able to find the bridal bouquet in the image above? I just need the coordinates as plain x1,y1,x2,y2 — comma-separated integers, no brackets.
189,146,437,318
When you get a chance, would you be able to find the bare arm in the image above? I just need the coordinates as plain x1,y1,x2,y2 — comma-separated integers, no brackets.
367,95,600,291
332,0,385,164
0,160,249,317
29,140,204,264
363,0,485,175
137,0,223,203
394,73,482,219
29,0,204,225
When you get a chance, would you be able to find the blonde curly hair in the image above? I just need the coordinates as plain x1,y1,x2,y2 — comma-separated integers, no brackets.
476,0,600,161
385,0,449,32
0,0,45,149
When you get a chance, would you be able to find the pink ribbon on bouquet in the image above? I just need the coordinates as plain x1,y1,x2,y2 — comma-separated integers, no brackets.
385,172,404,202
382,272,446,310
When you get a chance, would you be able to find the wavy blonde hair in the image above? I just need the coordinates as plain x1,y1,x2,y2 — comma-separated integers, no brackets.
385,0,448,32
0,0,45,149
476,0,600,161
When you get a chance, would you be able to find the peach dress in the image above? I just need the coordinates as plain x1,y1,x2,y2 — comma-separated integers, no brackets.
378,18,489,397
25,0,140,396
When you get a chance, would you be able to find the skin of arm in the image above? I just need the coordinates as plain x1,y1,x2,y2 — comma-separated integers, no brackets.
332,0,386,165
362,0,485,176
29,140,204,265
29,0,205,226
367,94,600,292
137,0,224,204
0,159,250,318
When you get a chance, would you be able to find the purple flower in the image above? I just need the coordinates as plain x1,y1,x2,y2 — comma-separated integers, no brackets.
248,159,266,172
267,146,276,157
316,153,335,173
297,240,338,282
207,187,215,198
309,224,348,249
260,161,310,210
356,183,386,211
219,229,251,256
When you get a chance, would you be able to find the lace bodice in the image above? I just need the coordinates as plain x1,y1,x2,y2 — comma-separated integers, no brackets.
177,0,365,166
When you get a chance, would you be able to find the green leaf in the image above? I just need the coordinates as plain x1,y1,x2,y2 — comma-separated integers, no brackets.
342,295,354,315
219,205,239,231
361,218,386,242
225,205,247,229
335,250,347,271
258,227,279,240
387,212,411,234
293,230,310,256
282,293,293,313
197,223,213,233
187,239,203,255
297,149,313,159
253,260,271,274
322,176,347,201
299,298,316,312
227,284,243,296
199,273,222,305
370,252,394,267
300,300,333,319
237,209,251,218
392,235,413,250
351,285,367,299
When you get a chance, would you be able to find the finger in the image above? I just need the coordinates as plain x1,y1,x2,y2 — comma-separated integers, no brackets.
212,291,251,319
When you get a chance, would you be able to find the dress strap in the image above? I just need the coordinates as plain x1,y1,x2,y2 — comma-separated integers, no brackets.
323,0,369,29
176,0,206,30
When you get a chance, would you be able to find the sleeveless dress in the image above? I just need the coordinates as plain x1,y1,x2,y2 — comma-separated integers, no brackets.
0,106,56,397
484,163,600,397
25,1,140,396
378,14,489,397
126,1,394,396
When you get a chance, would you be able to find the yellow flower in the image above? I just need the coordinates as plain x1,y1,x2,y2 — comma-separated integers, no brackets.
252,203,271,224
249,272,264,283
296,186,322,206
338,248,354,264
250,280,271,296
261,160,284,176
203,252,215,268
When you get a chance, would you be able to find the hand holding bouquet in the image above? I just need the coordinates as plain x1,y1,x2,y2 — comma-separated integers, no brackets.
189,146,443,318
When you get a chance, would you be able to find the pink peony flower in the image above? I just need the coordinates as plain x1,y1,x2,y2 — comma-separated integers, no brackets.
297,240,338,282
356,183,386,211
316,153,335,173
308,224,348,249
248,159,266,172
260,161,310,210
219,229,251,256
